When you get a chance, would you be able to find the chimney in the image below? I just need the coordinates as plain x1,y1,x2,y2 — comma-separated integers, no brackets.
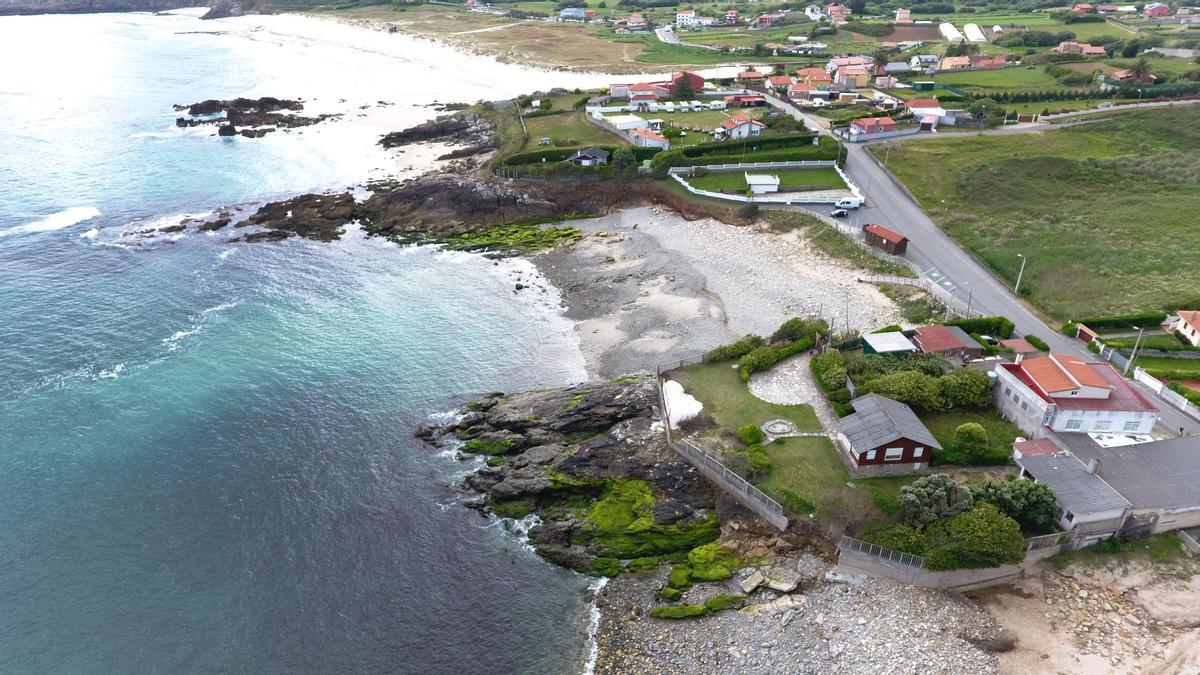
1015,352,1024,365
1086,458,1100,474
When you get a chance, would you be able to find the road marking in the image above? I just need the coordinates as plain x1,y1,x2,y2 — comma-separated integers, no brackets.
923,266,957,292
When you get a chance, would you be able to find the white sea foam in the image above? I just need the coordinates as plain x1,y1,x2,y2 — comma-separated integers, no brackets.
161,325,202,351
217,248,236,260
203,302,238,314
96,363,125,380
582,577,609,675
1,207,100,238
80,228,100,239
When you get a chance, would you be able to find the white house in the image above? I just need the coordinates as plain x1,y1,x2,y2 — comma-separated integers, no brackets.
717,114,766,140
675,9,699,27
605,113,649,130
804,4,825,21
1162,310,1200,346
1012,438,1131,544
904,97,947,118
745,173,780,194
994,353,1159,436
631,127,670,150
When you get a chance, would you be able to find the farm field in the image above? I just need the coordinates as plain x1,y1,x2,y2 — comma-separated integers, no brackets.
928,66,1086,93
876,107,1200,319
685,167,847,192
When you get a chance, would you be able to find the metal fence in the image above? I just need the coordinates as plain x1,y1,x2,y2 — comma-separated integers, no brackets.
668,438,789,530
1024,530,1074,552
1179,528,1200,555
857,274,978,319
838,535,926,569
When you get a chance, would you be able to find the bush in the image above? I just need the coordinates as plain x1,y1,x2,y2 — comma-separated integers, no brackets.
953,422,989,452
737,424,765,445
938,369,994,408
705,334,765,362
972,477,1061,535
943,316,1015,339
771,317,830,344
703,594,747,611
1061,321,1077,337
900,474,974,528
737,204,760,221
811,350,848,391
871,324,903,334
738,337,816,381
747,443,772,475
860,521,927,556
681,133,818,158
1073,311,1168,330
923,502,1025,571
649,604,710,619
1024,334,1049,351
864,371,943,410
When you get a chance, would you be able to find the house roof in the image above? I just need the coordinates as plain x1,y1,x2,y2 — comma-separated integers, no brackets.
1054,433,1200,511
796,67,833,81
885,62,912,71
1000,338,1038,353
631,127,667,142
721,114,765,130
628,82,664,92
1013,437,1067,457
838,66,869,75
843,394,942,450
941,56,971,67
738,70,765,78
768,75,794,86
1002,359,1157,413
863,223,907,244
789,83,817,92
905,98,942,109
677,8,695,14
568,147,610,161
830,56,870,66
920,114,940,124
744,173,780,186
862,331,917,353
1023,352,1111,393
1176,310,1200,332
851,116,896,129
1014,450,1131,516
913,324,976,353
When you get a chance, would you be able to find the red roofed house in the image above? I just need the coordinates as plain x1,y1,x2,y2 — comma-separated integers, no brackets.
717,114,766,140
905,97,946,117
1053,40,1108,56
825,3,852,24
826,55,871,74
862,223,908,255
737,70,765,84
895,7,912,22
835,65,871,88
767,74,795,92
796,67,833,87
912,324,982,359
788,83,817,99
626,12,647,29
1163,311,1200,347
994,353,1158,436
969,54,1008,69
1143,2,1170,17
1112,69,1158,84
756,13,775,27
630,127,670,150
669,71,706,96
1072,3,1094,11
724,93,767,107
939,55,972,71
725,8,740,23
848,116,897,136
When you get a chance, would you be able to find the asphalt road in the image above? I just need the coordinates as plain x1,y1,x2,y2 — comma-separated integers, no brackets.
758,90,1200,435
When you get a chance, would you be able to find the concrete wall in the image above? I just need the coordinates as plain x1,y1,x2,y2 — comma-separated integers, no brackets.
1048,408,1156,434
994,368,1051,436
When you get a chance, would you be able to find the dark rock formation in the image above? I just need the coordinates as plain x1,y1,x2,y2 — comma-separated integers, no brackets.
378,112,497,160
173,97,334,134
198,216,232,231
243,230,290,243
158,224,186,233
240,192,355,242
200,0,240,19
217,124,237,137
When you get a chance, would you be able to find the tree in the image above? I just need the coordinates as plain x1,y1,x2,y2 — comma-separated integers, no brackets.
849,0,867,13
674,76,695,99
770,317,829,344
945,41,980,57
973,477,1061,535
938,368,992,408
923,502,1025,570
872,48,893,70
1129,57,1152,82
967,97,1001,120
611,147,636,172
953,422,989,453
864,371,943,410
860,521,926,555
900,474,974,528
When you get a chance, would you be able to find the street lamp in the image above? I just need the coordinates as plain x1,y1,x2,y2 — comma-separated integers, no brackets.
1014,253,1027,296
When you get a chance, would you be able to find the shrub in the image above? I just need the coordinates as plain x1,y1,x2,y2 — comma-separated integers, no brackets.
900,474,974,528
1073,311,1168,330
738,345,780,381
953,422,989,452
864,371,943,410
812,350,848,391
859,521,926,556
704,334,765,362
681,133,817,158
747,443,771,475
972,477,1060,535
1024,334,1049,351
871,324,903,334
737,204,760,221
659,586,683,601
938,369,993,408
943,316,1015,339
771,317,830,344
649,604,710,619
737,424,765,445
703,594,746,611
923,502,1025,571
1061,321,1077,337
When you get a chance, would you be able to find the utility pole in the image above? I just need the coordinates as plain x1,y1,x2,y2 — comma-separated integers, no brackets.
1014,253,1027,296
966,290,973,318
1125,326,1145,375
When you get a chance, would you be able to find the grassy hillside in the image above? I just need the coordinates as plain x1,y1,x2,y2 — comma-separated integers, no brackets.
877,107,1200,320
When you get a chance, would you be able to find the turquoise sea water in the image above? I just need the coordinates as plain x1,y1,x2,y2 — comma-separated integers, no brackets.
0,12,594,674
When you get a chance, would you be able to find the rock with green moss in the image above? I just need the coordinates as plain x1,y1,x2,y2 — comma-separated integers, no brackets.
703,594,746,612
685,542,742,582
626,556,662,573
667,565,693,589
491,498,535,519
659,586,683,602
649,604,710,620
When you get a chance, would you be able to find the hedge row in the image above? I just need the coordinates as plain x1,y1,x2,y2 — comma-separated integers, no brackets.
1072,311,1168,330
942,316,1014,340
501,145,659,166
680,133,818,158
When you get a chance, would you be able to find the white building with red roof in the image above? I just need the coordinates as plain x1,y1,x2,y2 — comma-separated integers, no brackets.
716,114,766,140
631,127,670,150
1163,310,1200,346
994,353,1159,436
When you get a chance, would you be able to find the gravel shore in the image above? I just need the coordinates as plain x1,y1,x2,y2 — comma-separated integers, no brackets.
534,206,901,379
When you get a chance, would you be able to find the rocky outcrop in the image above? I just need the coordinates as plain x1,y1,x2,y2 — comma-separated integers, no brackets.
200,0,241,19
173,97,335,134
378,112,497,160
239,192,355,242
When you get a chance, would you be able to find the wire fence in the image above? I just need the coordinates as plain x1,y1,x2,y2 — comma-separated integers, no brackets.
838,535,926,569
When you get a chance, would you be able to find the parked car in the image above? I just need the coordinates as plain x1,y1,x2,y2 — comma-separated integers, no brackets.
978,335,999,345
835,197,862,209
831,208,849,218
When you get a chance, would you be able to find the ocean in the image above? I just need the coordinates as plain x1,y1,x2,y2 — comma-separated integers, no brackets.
0,11,601,674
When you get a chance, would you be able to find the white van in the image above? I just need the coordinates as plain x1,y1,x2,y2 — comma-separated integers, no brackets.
836,197,863,209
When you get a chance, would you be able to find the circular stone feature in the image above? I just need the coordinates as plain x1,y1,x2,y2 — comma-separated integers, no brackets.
763,418,796,436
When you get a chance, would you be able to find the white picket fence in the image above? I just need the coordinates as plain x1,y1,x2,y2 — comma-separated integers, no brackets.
1132,367,1200,422
668,161,862,206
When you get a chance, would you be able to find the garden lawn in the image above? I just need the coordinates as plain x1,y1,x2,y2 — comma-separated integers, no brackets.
918,409,1023,456
874,107,1200,319
929,66,1083,93
754,436,914,523
686,167,846,193
1134,356,1200,378
670,362,822,433
522,111,624,151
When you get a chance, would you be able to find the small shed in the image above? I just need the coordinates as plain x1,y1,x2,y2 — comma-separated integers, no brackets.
839,394,941,468
912,81,936,91
862,331,918,355
863,223,909,255
566,147,611,166
745,173,780,194
912,324,981,358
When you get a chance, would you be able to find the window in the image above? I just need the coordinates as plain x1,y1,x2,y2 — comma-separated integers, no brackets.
884,447,904,461
913,447,924,458
1095,420,1111,431
1065,419,1082,430
865,450,877,461
1004,387,1012,397
1124,420,1140,431
1020,401,1029,411
1065,510,1075,523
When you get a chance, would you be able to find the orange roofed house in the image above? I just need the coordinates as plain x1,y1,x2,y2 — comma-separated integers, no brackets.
994,353,1158,436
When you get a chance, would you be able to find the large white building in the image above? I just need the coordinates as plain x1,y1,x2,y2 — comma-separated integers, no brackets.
675,9,699,27
994,353,1159,437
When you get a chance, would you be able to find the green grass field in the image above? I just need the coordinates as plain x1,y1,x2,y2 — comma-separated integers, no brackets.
670,362,822,433
876,107,1200,319
1134,356,1200,377
522,110,624,151
918,409,1023,455
686,167,847,193
929,66,1082,93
